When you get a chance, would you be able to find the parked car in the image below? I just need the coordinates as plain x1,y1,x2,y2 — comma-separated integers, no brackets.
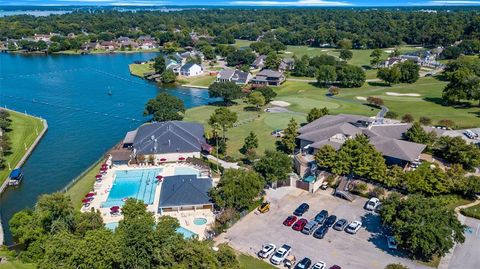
294,203,310,216
258,243,276,259
258,201,270,213
283,215,297,226
295,257,312,269
313,261,327,269
324,215,337,227
464,129,477,139
301,220,319,235
314,210,329,224
284,254,297,268
365,197,380,211
333,218,348,231
387,236,397,249
329,265,341,269
292,218,308,231
270,244,291,265
313,225,329,239
345,221,362,234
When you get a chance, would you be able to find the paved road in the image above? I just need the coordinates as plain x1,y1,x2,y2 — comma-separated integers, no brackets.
204,154,240,169
444,216,480,269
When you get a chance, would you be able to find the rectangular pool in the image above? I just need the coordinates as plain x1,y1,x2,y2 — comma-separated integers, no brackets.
102,168,162,208
174,166,200,176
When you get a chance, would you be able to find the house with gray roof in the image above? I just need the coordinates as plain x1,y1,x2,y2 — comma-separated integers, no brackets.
180,63,203,77
295,114,439,177
158,174,213,213
251,55,266,69
216,68,252,85
124,121,207,163
251,69,285,86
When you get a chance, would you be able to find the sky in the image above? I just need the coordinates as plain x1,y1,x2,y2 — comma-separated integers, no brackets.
1,0,480,6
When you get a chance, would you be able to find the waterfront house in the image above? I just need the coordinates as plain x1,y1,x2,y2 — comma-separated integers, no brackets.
180,63,203,77
158,174,214,214
251,55,266,69
216,68,252,85
125,121,208,163
81,42,100,51
137,35,158,49
294,114,446,178
120,40,139,49
166,58,181,74
99,41,117,51
117,36,131,44
251,69,285,86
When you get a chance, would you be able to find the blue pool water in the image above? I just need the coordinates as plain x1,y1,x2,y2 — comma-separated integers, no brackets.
176,226,198,239
304,175,316,183
174,167,199,176
102,168,161,208
193,217,208,226
0,53,219,244
105,222,119,231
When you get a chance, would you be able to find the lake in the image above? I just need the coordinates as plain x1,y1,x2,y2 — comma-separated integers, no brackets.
0,52,216,244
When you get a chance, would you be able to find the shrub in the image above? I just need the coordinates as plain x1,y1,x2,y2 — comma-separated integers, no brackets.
419,117,432,126
385,111,398,119
401,113,414,123
438,119,455,128
328,86,340,95
367,96,385,107
370,186,386,198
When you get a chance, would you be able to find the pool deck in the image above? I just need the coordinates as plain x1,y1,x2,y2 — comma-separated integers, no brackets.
81,162,215,240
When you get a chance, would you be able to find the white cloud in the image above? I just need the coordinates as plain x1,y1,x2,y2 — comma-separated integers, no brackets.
230,0,351,6
53,0,169,5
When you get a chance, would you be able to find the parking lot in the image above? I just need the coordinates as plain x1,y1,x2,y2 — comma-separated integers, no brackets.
443,216,480,269
221,187,430,269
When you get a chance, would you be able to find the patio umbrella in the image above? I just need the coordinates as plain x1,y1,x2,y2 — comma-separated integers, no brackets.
156,175,163,179
82,198,91,204
178,157,185,161
110,206,120,212
85,192,95,197
95,174,102,179
100,167,108,171
160,158,167,162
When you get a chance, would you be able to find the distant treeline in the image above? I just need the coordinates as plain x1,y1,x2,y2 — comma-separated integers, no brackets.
0,9,479,48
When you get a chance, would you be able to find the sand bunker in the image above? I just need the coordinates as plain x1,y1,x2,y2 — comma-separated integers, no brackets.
356,96,367,100
284,51,293,54
386,92,421,97
270,100,291,107
384,50,393,53
321,49,329,51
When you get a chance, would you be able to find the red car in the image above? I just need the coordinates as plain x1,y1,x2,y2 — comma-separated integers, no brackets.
292,218,308,231
329,266,342,269
283,215,297,226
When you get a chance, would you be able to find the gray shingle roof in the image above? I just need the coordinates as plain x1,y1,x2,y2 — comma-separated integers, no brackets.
256,69,283,78
133,121,205,155
159,175,213,208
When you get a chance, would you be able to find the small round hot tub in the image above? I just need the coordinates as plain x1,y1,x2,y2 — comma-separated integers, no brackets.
193,217,208,226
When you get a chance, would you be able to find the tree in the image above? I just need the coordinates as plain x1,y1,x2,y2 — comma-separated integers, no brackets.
242,131,258,155
377,67,401,85
254,150,292,184
247,92,265,110
270,40,287,53
366,96,384,107
256,86,277,103
161,69,176,84
336,65,366,88
405,122,437,147
209,169,265,211
385,264,409,269
208,82,243,105
314,145,337,169
434,136,480,170
337,39,352,49
380,194,465,260
209,107,238,144
401,113,414,123
385,111,398,119
339,49,353,61
216,244,240,269
226,49,256,66
437,119,455,128
316,65,336,86
419,117,432,126
144,93,185,122
265,51,281,70
153,56,166,74
306,107,329,123
370,48,383,68
398,61,420,83
328,86,340,95
442,67,480,105
281,118,298,154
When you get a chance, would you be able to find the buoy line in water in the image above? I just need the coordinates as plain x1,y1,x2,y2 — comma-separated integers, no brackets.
0,68,90,80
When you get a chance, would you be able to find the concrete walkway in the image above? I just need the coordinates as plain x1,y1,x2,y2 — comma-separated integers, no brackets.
204,154,241,169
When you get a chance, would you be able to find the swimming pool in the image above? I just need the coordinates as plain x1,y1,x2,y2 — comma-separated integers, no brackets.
193,217,207,226
176,226,198,239
174,166,199,176
105,222,119,230
102,168,162,208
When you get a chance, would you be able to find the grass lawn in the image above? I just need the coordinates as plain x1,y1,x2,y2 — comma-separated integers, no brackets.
179,75,216,87
0,248,35,269
238,254,275,269
65,159,103,210
0,110,44,185
234,39,254,49
461,203,480,220
129,62,154,77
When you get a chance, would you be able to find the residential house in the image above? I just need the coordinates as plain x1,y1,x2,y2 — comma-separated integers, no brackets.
251,55,266,69
180,63,203,77
137,35,158,49
251,69,285,86
158,174,214,214
294,114,445,178
279,58,295,72
381,57,407,68
33,33,59,42
400,50,442,68
122,121,209,163
81,42,100,51
117,36,131,44
216,68,252,85
99,41,118,51
120,40,139,49
165,58,181,74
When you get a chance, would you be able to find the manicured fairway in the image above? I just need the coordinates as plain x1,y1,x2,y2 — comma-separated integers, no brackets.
0,110,44,185
128,62,154,77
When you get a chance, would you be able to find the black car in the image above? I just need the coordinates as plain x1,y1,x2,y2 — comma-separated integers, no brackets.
314,210,329,224
333,219,348,231
324,215,337,227
295,257,312,269
293,203,310,216
313,225,329,239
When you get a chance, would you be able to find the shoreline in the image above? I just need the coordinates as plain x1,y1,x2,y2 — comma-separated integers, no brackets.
6,49,160,56
0,109,48,246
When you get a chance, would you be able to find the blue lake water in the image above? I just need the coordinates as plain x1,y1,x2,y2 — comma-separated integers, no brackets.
0,52,216,244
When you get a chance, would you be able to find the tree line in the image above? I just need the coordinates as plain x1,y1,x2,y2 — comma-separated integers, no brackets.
1,9,479,49
0,109,12,169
